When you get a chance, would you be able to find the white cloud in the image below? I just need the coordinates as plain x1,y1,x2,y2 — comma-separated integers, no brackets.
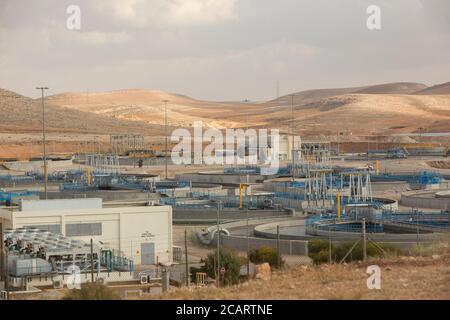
96,0,237,28
76,31,131,45
166,0,237,26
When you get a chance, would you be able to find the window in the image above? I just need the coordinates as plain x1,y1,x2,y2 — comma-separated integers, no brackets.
65,223,102,237
27,224,61,234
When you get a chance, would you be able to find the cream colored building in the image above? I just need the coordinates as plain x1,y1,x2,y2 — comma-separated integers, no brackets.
279,135,302,161
0,198,172,266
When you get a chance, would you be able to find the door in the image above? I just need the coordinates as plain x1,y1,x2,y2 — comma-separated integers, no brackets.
141,242,155,265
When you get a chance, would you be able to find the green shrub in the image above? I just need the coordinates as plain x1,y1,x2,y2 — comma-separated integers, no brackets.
334,241,398,263
203,248,242,286
308,239,399,264
308,239,335,265
249,246,284,268
63,283,120,300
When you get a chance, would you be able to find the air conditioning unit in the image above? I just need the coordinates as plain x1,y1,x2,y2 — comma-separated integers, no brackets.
97,277,105,285
140,275,148,284
53,280,64,289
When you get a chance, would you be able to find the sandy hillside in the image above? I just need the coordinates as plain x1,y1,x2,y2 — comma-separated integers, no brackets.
254,94,450,136
47,89,248,129
0,88,165,135
265,82,427,106
45,82,450,136
416,82,450,95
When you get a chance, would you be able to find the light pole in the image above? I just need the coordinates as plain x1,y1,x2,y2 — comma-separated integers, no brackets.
291,94,295,182
162,100,169,180
36,87,49,199
246,192,250,279
216,200,222,287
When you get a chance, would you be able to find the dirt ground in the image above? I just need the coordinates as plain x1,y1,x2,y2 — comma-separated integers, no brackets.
154,254,450,300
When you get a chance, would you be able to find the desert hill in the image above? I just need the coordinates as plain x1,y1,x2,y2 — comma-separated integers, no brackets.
268,82,428,107
2,81,448,137
253,93,450,136
47,89,245,129
0,88,164,135
415,82,450,95
354,82,427,94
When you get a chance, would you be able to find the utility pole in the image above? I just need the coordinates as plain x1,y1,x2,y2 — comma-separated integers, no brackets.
1,222,9,300
184,229,189,287
162,100,169,180
276,225,280,269
90,238,95,283
246,192,250,279
362,219,367,262
416,209,420,246
36,87,49,199
216,201,221,288
5,249,9,301
291,94,295,183
0,222,3,283
329,228,332,264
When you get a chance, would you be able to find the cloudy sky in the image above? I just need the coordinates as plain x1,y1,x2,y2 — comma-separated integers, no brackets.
0,0,449,100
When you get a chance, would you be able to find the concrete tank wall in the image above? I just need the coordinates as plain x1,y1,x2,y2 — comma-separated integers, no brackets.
401,190,450,210
176,172,266,184
219,234,308,256
4,160,73,172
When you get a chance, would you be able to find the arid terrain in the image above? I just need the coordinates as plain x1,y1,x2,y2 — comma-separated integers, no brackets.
43,81,450,136
1,81,450,158
155,253,450,300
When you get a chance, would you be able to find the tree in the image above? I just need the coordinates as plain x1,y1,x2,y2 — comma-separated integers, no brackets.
308,239,335,265
203,248,242,286
249,246,284,268
63,283,120,300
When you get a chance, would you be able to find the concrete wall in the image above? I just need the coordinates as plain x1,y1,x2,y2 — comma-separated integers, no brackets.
401,190,450,210
219,234,308,256
45,190,160,202
176,172,267,184
4,160,73,172
15,271,136,290
371,181,409,193
173,208,290,223
307,226,440,243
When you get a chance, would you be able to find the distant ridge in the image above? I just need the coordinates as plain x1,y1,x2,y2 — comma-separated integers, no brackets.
0,88,162,134
270,82,428,106
415,82,450,95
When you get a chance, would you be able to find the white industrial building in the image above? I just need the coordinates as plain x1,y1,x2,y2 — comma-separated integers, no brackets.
0,198,173,265
279,135,302,161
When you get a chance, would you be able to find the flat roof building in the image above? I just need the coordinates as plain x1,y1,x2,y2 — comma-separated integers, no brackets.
0,198,173,266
